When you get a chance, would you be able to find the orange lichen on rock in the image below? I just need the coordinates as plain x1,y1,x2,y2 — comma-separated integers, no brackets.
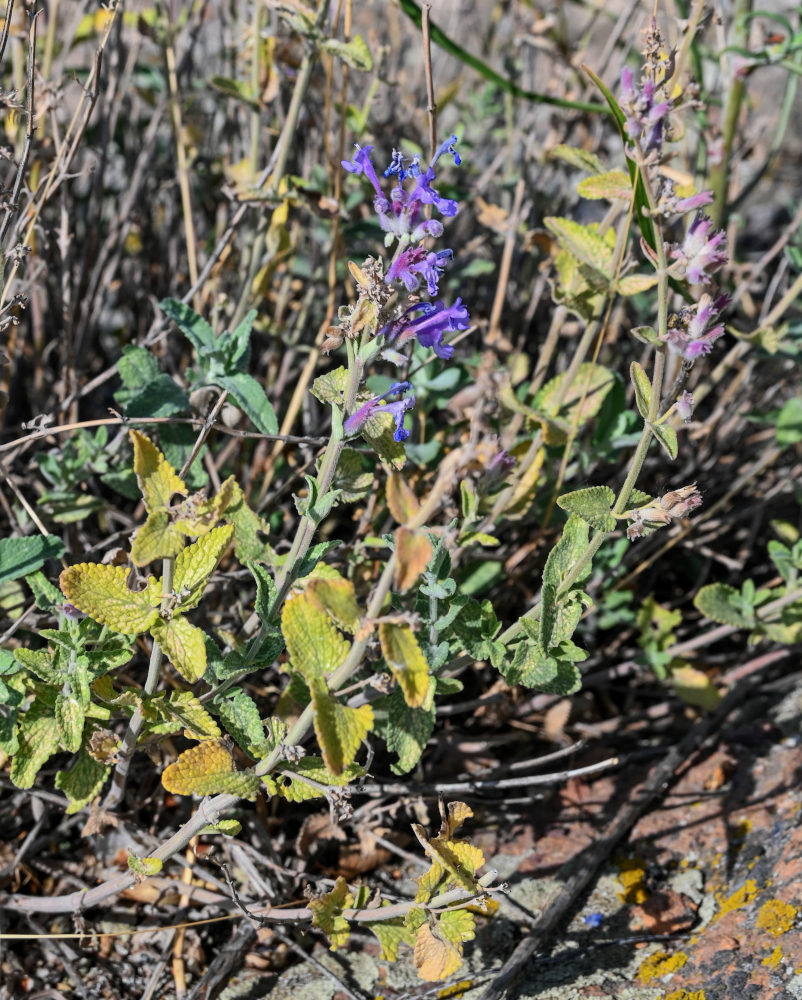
756,899,797,936
637,949,688,983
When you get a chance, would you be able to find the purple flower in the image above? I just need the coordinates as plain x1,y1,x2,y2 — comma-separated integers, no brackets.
343,381,416,442
677,391,694,422
379,298,470,360
342,137,461,244
675,190,714,214
386,246,453,296
673,214,728,284
663,292,730,360
62,602,83,620
620,68,671,152
480,449,516,492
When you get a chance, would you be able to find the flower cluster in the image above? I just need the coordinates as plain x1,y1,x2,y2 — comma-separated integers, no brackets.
340,137,469,443
626,484,703,540
620,66,672,154
664,292,730,360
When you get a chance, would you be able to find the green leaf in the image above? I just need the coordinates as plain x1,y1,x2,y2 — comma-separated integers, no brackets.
208,74,260,110
14,647,62,683
156,690,221,740
311,677,373,775
311,366,347,405
226,310,256,370
127,856,164,876
451,598,504,668
25,569,64,610
55,694,85,753
542,515,591,591
557,486,616,532
125,376,190,418
214,372,278,436
320,33,373,71
55,752,110,814
60,564,162,634
0,535,65,584
281,591,349,681
576,169,632,200
548,144,604,174
362,408,407,469
162,740,261,799
776,397,802,448
224,482,273,564
365,918,416,962
544,217,614,277
151,616,207,682
630,361,652,419
160,298,217,355
115,345,161,405
216,688,265,754
383,682,436,775
131,510,184,566
332,448,373,502
534,363,615,445
694,583,755,628
306,576,362,634
308,876,353,950
502,639,583,694
650,420,678,460
10,702,60,788
172,523,234,611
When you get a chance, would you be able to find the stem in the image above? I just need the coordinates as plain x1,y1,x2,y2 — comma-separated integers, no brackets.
103,558,175,809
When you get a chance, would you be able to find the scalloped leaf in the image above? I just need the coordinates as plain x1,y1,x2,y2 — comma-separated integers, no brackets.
548,144,604,174
309,877,353,951
151,615,207,682
161,740,260,798
617,273,659,295
365,918,415,962
55,752,110,814
10,704,60,788
544,217,614,277
576,168,632,201
221,480,273,564
131,429,186,513
173,476,236,536
131,510,184,566
379,622,430,708
535,363,615,445
413,915,471,982
694,583,754,628
306,577,361,634
156,690,221,740
0,534,65,584
282,591,349,681
128,856,163,876
384,681,436,775
60,564,161,634
311,366,347,405
556,486,616,532
362,409,407,470
172,523,234,611
311,677,374,775
216,688,264,753
272,758,363,802
55,694,85,753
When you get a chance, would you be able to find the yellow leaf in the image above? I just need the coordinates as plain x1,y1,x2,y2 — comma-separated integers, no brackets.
414,922,462,981
282,591,349,680
309,876,353,950
131,430,186,513
172,523,234,611
162,740,261,798
503,444,544,520
151,615,207,682
306,577,362,633
131,510,184,566
394,527,433,592
671,664,722,711
379,622,430,708
274,758,363,802
576,168,632,201
173,476,236,536
386,472,420,524
60,564,161,634
311,678,373,775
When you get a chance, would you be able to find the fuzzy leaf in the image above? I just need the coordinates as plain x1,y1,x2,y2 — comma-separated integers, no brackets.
127,856,163,876
60,564,161,634
158,690,221,740
544,217,614,277
223,481,272,564
332,448,373,502
159,298,217,354
380,622,430,708
0,534,65,584
535,363,615,445
365,918,415,962
576,168,632,201
306,577,362,634
630,362,652,418
617,273,659,295
502,639,583,694
151,616,207,682
216,688,264,753
214,371,278,436
131,510,184,566
131,429,187,513
395,527,433,592
311,677,373,775
55,694,85,753
282,591,349,681
362,409,407,470
161,740,260,798
311,366,347,404
173,477,236,536
384,681,436,775
549,144,604,174
172,523,234,611
386,473,420,524
10,704,60,788
309,877,353,950
272,757,363,802
55,752,110,814
650,420,678,460
694,583,754,628
542,515,591,591
320,33,373,71
671,664,722,711
557,486,616,532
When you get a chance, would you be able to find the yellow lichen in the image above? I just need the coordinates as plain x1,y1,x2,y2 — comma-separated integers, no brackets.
756,899,797,936
637,950,688,983
616,856,649,904
664,991,706,1000
714,879,759,921
437,983,473,999
762,945,783,969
